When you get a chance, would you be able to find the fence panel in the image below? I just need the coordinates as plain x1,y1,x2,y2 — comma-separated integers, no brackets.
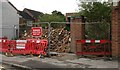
0,22,112,56
50,22,71,53
75,22,111,56
19,22,49,40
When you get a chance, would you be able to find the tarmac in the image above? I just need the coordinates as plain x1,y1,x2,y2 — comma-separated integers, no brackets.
0,53,119,70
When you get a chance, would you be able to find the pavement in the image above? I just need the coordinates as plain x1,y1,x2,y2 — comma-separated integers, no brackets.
0,53,119,70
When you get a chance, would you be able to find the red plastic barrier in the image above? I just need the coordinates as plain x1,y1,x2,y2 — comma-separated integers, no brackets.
0,39,2,51
1,39,10,53
76,40,111,44
35,40,48,55
0,38,48,56
76,39,111,56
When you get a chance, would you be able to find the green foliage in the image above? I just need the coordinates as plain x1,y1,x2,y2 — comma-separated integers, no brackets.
79,2,112,22
85,22,110,39
39,10,66,22
78,2,112,39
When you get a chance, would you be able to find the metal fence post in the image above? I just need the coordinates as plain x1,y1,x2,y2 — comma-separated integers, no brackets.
48,22,51,57
13,25,16,39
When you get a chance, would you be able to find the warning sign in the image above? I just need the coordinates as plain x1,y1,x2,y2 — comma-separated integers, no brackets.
32,27,42,37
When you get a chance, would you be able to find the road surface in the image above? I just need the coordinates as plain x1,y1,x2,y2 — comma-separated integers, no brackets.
0,53,119,70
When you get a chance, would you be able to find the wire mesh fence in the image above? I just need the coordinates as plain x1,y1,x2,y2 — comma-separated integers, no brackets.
19,22,49,40
1,22,112,56
50,22,71,53
84,22,111,40
75,22,111,56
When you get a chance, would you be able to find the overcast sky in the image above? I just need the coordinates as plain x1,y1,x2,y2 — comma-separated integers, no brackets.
9,0,79,14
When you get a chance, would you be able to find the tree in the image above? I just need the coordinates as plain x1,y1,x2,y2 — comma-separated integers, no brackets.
52,10,64,16
78,2,112,39
39,10,65,22
79,2,112,22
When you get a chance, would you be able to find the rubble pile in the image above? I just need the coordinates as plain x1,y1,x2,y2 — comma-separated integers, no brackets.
20,27,49,39
20,27,71,53
50,27,71,53
20,30,32,39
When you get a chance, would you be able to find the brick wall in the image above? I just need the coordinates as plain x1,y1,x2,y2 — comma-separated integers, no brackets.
70,17,85,53
112,2,120,57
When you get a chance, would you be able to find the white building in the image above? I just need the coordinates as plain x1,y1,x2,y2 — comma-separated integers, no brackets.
0,0,19,39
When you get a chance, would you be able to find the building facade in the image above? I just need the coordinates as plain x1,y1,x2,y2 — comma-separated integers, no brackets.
0,0,19,39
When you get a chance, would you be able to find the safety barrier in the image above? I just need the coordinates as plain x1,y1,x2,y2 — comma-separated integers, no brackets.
0,39,48,56
26,39,48,55
0,39,10,53
76,39,111,56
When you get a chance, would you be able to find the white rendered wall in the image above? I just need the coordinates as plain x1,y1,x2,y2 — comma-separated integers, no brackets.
0,0,19,39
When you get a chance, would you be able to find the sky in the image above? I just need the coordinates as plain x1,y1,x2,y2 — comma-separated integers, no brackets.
8,0,79,14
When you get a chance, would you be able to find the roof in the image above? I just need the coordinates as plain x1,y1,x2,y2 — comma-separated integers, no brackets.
8,1,18,11
19,11,35,21
24,8,43,19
